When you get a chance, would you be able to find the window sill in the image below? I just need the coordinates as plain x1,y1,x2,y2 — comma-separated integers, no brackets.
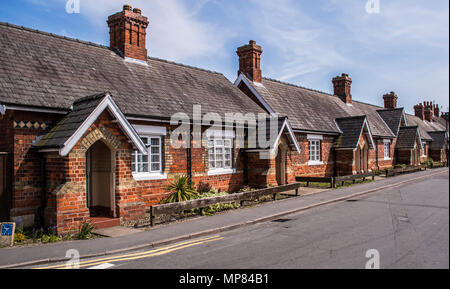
133,173,167,181
308,161,324,166
384,157,392,161
207,168,236,176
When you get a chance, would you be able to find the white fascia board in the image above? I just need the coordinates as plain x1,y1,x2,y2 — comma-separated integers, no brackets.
206,128,235,139
133,124,167,136
416,127,424,151
307,134,323,140
60,94,147,156
402,111,408,126
353,118,374,150
362,118,376,149
234,73,276,116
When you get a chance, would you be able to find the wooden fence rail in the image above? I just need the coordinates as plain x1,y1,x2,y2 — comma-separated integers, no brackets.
149,182,302,226
384,164,427,177
296,177,335,188
297,172,376,189
334,172,375,187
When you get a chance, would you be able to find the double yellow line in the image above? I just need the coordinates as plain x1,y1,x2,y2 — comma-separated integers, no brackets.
34,235,223,269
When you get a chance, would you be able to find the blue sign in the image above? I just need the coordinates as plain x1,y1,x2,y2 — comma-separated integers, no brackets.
1,224,13,236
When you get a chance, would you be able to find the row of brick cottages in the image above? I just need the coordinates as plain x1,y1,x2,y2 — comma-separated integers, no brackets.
0,7,447,233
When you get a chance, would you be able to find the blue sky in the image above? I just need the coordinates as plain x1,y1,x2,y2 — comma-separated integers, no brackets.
1,0,448,114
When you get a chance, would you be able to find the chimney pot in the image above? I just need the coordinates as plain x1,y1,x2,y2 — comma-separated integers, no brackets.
123,4,132,11
133,8,142,15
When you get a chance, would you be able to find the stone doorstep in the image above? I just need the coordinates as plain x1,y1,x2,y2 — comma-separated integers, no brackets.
90,217,120,230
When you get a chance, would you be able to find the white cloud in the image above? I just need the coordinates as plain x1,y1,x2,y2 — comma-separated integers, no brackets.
246,0,349,82
74,0,229,62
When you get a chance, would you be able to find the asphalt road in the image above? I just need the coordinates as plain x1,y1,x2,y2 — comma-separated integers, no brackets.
31,171,449,269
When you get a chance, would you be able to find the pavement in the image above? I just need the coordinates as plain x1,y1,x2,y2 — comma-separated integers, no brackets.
0,167,448,269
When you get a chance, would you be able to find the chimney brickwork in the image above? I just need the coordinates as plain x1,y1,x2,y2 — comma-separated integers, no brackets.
107,5,149,62
332,73,352,104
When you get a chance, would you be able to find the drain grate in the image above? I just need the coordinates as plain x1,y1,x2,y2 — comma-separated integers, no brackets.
272,218,292,223
346,199,359,202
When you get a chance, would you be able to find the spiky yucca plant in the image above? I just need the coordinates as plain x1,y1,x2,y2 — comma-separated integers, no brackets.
163,176,198,203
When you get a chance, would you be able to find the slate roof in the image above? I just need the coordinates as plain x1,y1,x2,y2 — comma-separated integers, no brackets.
375,108,405,137
396,126,420,149
334,116,368,149
0,22,266,119
404,114,446,141
242,76,395,138
351,101,395,138
34,92,106,149
428,131,447,150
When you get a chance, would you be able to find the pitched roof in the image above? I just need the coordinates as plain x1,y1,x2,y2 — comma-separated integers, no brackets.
351,101,395,138
404,114,446,141
396,126,420,149
428,131,447,150
0,22,265,119
375,108,405,137
246,116,301,154
237,75,395,138
34,92,147,156
334,116,373,149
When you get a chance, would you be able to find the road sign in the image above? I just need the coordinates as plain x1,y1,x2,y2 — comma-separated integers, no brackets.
0,223,15,247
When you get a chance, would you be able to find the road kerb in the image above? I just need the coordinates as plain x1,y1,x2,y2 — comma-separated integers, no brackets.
1,169,447,269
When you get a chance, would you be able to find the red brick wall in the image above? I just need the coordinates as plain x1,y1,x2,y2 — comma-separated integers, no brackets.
7,111,58,227
291,134,335,177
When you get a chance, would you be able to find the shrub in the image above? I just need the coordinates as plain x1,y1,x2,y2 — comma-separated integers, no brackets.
163,176,198,203
41,234,61,243
77,222,95,240
14,233,25,244
192,191,239,216
197,182,212,194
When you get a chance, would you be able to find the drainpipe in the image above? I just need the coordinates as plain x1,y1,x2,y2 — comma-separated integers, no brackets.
186,126,192,186
38,154,47,228
375,138,379,171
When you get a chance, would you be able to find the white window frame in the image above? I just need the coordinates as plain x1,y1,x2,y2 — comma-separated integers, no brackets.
308,139,323,165
132,135,167,181
383,139,391,160
207,136,235,176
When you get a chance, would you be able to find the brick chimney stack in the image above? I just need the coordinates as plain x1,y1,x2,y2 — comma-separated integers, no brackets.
423,101,434,122
383,91,398,109
414,103,424,120
434,104,440,117
332,73,352,104
107,5,149,62
237,40,263,83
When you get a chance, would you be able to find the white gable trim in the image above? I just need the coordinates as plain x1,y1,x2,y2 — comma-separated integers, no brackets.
234,73,276,116
269,119,301,155
415,127,424,151
356,118,375,150
60,94,147,156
